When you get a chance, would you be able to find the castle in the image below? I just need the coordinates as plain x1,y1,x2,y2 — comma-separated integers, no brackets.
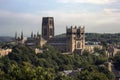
15,17,102,54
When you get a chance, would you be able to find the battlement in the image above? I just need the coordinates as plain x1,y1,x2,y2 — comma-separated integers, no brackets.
66,26,85,35
42,17,54,40
42,17,54,26
66,26,85,53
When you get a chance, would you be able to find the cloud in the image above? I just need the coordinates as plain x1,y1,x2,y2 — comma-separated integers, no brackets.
57,0,117,4
0,9,120,36
0,10,42,36
40,9,120,33
103,8,120,13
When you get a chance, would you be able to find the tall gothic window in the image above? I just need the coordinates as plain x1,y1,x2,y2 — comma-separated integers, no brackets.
49,20,52,25
49,28,53,35
44,28,47,36
77,42,80,48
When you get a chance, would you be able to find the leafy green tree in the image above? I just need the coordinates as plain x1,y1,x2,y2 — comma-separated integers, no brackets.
98,66,115,80
21,62,36,80
0,44,116,80
55,73,74,80
7,64,22,80
75,68,108,80
113,52,120,70
0,69,5,80
36,66,54,80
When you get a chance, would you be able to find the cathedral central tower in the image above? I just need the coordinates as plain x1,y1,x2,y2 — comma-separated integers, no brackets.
66,26,85,54
42,17,54,40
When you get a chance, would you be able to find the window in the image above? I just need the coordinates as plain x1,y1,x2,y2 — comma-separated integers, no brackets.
77,42,80,48
49,20,52,25
77,35,80,38
49,28,53,35
43,28,47,36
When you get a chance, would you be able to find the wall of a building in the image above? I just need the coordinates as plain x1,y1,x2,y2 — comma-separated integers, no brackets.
0,49,12,57
66,26,85,53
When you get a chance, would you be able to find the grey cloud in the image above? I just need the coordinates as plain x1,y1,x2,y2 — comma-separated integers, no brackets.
57,0,117,4
0,10,42,36
0,10,120,37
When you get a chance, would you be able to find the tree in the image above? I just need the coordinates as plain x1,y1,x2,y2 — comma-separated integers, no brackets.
7,64,22,80
0,69,5,80
75,69,108,80
113,53,120,70
98,66,115,80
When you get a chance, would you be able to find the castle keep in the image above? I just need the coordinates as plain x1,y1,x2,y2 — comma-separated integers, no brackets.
15,17,100,54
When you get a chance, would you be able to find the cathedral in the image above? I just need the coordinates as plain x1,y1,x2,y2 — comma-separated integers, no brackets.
15,17,101,54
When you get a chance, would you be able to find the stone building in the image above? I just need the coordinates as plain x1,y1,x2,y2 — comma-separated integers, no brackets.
47,26,85,54
15,17,102,54
0,48,12,57
15,32,27,44
66,26,85,53
42,17,54,40
40,17,85,53
107,44,120,57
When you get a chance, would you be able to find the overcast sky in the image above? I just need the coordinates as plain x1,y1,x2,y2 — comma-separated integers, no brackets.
0,0,120,37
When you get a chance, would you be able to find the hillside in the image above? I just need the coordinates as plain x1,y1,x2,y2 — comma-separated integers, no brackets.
0,36,14,42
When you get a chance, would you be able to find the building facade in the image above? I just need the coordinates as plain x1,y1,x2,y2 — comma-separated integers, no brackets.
15,17,102,54
41,17,85,54
66,26,85,53
42,17,54,40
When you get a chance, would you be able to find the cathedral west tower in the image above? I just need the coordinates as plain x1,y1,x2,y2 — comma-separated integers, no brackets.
42,17,54,40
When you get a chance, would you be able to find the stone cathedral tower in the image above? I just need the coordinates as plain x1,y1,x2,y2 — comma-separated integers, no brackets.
42,17,54,40
66,26,85,54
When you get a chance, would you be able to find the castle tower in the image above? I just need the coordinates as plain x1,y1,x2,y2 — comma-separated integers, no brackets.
66,26,85,54
42,17,54,40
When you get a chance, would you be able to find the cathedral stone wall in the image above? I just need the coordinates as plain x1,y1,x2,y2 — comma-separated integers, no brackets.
0,49,12,57
42,17,54,40
85,45,103,53
15,17,104,54
66,26,85,53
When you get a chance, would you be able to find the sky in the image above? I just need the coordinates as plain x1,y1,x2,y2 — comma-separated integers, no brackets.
0,0,120,37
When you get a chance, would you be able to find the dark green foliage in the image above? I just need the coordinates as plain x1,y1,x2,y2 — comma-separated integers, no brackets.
75,69,108,80
93,48,108,65
113,53,120,70
5,62,54,80
0,45,115,80
73,65,115,80
86,33,120,44
98,66,115,80
55,74,74,80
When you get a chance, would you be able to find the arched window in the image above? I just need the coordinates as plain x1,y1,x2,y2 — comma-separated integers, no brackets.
49,20,52,25
49,28,53,35
77,42,80,48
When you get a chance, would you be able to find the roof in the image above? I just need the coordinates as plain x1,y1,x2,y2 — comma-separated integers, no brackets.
48,34,67,44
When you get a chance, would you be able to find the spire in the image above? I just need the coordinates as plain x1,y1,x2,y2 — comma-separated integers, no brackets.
15,32,17,40
37,31,41,39
31,31,33,38
21,31,23,40
37,31,39,36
